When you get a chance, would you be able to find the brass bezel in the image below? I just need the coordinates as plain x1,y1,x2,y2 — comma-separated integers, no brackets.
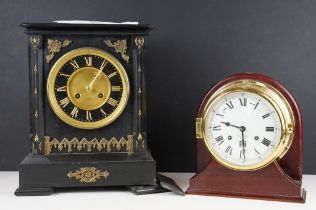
201,79,294,171
47,47,130,129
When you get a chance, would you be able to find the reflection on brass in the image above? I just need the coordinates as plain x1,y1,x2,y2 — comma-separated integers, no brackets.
30,36,39,48
33,65,37,73
135,37,144,48
196,118,202,139
104,39,129,63
46,39,72,63
137,133,142,141
33,64,38,96
44,135,133,155
137,133,144,148
34,134,39,143
33,65,38,94
67,167,109,183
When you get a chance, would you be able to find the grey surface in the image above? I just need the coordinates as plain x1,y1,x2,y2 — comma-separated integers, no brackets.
0,0,315,173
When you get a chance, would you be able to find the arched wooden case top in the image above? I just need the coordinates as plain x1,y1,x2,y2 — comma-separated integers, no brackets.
187,73,306,203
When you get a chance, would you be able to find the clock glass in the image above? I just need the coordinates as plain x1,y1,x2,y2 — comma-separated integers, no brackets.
47,47,129,129
201,80,294,170
205,91,282,167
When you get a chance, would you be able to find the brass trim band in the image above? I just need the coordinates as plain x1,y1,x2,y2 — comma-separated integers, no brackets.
44,135,133,155
135,37,145,149
29,36,40,154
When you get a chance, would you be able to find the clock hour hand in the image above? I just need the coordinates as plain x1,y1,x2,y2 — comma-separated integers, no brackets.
221,121,242,130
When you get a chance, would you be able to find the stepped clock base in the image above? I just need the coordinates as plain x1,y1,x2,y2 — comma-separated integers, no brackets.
15,153,156,196
15,187,54,196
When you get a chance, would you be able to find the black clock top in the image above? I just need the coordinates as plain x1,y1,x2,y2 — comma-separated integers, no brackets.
20,22,151,34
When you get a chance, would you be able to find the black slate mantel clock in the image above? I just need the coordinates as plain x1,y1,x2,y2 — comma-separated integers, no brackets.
15,23,156,196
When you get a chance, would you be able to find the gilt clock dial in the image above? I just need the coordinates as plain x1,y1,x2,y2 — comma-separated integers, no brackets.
201,79,294,170
47,47,130,129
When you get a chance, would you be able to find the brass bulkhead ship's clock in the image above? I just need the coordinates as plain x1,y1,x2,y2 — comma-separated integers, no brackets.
187,73,306,203
16,23,156,196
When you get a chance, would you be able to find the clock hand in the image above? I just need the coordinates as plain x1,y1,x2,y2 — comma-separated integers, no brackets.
241,126,246,163
221,122,242,130
88,69,103,90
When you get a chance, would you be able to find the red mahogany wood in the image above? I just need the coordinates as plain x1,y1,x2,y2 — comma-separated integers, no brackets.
186,73,306,203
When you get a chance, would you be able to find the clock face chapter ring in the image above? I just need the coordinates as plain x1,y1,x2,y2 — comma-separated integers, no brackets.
46,47,130,129
200,79,295,171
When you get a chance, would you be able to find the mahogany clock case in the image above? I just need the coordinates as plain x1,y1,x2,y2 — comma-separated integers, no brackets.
187,73,306,203
15,23,156,196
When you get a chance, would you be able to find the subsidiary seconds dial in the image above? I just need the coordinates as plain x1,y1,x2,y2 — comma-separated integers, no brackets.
205,91,282,168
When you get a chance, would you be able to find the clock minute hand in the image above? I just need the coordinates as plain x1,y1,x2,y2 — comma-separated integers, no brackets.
241,127,246,163
88,69,103,90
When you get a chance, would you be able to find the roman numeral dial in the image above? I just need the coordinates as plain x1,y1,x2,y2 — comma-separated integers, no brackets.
205,91,282,169
239,98,247,106
47,48,130,129
226,101,234,109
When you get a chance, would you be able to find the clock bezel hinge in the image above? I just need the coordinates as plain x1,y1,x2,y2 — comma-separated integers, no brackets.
196,118,203,139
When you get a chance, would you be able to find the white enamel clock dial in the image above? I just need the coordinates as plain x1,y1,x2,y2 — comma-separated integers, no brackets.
205,91,282,168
